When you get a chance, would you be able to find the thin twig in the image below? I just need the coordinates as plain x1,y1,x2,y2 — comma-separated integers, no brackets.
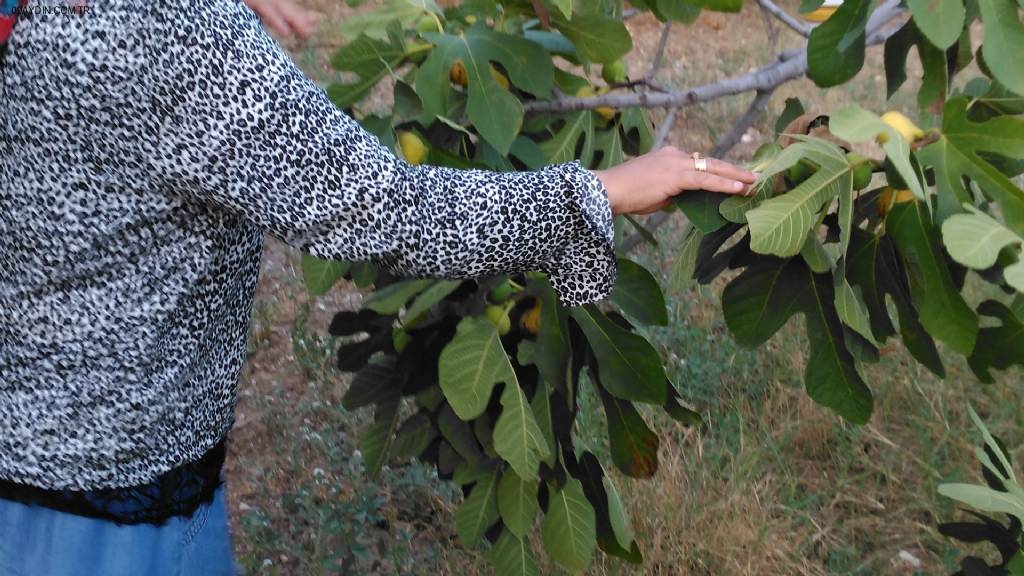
621,212,671,254
711,88,774,158
758,0,780,53
755,0,812,37
654,106,680,150
525,0,905,115
529,0,551,28
646,22,673,82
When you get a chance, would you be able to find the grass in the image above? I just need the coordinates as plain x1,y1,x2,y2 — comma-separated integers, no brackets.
225,2,1024,575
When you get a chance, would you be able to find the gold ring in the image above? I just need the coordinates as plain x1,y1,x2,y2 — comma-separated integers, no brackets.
692,152,708,173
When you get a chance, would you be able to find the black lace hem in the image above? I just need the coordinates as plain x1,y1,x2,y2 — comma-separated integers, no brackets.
0,441,227,526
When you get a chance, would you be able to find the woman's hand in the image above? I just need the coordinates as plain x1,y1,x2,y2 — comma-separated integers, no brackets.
594,146,758,216
244,0,320,39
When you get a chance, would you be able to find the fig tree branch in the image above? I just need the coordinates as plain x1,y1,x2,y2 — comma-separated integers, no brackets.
646,22,673,82
529,0,551,29
653,106,680,150
759,1,780,53
710,88,775,158
524,0,905,115
755,0,812,37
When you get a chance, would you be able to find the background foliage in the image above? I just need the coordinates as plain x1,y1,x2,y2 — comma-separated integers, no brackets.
230,0,1024,574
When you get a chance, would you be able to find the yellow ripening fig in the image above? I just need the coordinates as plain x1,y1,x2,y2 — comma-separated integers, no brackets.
450,59,468,86
579,85,615,120
490,65,510,90
877,186,916,216
465,15,478,25
803,0,842,22
881,111,924,142
398,131,427,166
449,61,508,90
595,86,615,119
521,299,542,335
576,85,596,98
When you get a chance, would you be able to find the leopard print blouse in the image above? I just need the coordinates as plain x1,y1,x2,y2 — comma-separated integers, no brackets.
0,0,615,490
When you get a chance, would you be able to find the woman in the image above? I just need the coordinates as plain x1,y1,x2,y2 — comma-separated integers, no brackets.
0,0,756,574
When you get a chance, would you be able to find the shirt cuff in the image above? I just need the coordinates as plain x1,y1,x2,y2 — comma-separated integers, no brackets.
543,161,617,307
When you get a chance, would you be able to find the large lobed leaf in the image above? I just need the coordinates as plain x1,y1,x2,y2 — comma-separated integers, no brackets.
329,26,408,108
942,205,1023,280
969,301,1024,383
746,139,853,258
610,258,669,326
918,98,1024,228
907,0,966,50
596,382,660,478
455,470,500,548
846,230,945,376
806,0,870,87
882,19,952,109
570,305,668,405
980,0,1024,97
723,257,873,423
551,13,633,64
418,26,554,154
489,530,539,576
497,470,539,538
301,255,350,296
493,380,552,482
439,317,517,420
886,200,979,355
575,452,642,563
338,0,440,41
541,478,597,574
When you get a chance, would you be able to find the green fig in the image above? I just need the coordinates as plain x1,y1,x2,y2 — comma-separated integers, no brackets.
846,152,873,190
484,305,511,336
489,279,516,303
601,60,628,85
786,159,814,185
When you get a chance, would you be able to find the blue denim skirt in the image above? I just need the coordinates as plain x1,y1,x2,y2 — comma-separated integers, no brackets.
0,485,238,576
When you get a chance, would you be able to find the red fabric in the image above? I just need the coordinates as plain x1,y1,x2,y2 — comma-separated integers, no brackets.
0,17,16,44
1,0,28,45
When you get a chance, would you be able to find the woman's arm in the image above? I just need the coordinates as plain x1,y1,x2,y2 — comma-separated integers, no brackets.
149,1,753,306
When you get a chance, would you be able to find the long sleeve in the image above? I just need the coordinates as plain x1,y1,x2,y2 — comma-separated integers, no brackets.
146,0,616,306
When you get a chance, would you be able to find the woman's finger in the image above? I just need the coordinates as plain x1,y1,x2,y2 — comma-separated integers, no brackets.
671,149,756,184
258,4,294,37
706,158,757,183
281,3,319,38
680,170,749,195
